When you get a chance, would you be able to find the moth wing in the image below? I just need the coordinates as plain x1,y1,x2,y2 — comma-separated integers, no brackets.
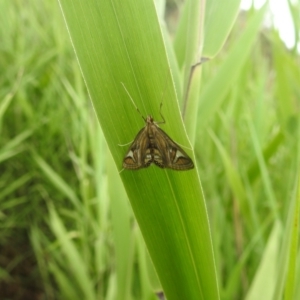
154,128,194,170
123,127,150,170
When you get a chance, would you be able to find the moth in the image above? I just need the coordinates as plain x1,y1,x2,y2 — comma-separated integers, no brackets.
121,84,194,171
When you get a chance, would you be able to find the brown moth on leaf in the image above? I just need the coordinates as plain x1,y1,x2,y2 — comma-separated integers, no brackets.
123,115,194,170
121,82,194,171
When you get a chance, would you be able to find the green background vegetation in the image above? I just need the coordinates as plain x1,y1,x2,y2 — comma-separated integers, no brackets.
0,0,299,299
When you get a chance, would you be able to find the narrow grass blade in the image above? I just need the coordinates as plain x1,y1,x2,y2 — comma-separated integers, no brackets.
197,5,267,130
108,154,134,300
48,205,96,300
203,0,241,57
247,120,278,219
245,222,281,300
33,153,80,208
283,174,300,300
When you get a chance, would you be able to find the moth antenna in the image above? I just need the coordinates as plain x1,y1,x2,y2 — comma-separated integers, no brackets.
156,81,168,125
119,167,125,174
157,77,168,124
121,82,146,122
158,102,165,124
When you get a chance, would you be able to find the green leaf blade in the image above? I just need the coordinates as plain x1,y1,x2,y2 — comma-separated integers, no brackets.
58,0,219,299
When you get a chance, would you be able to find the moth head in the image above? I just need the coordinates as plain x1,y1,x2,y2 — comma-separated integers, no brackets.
146,115,154,124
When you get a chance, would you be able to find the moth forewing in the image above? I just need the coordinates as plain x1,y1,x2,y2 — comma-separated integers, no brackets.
123,127,148,170
155,126,194,170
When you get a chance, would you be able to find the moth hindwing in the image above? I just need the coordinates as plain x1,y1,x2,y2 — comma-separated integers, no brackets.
123,115,194,171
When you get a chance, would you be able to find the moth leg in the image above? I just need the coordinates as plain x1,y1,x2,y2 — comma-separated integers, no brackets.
118,140,133,147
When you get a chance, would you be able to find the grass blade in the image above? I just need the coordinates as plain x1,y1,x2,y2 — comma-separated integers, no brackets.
58,0,219,299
